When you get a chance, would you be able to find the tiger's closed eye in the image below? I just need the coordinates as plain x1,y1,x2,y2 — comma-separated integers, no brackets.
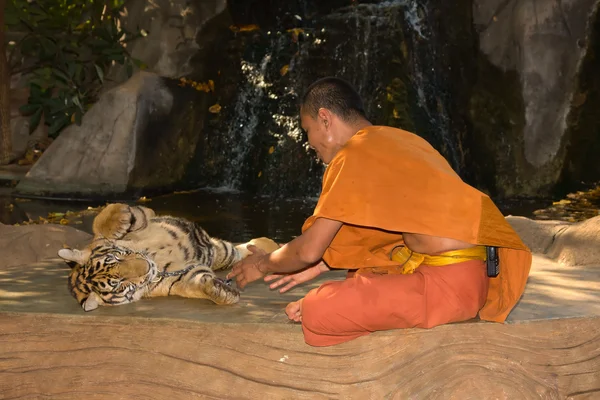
104,254,121,264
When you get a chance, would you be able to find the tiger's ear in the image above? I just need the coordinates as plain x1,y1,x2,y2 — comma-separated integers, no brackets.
58,248,88,267
83,292,102,312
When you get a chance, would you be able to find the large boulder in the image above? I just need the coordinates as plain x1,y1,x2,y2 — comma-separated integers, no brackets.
508,214,600,266
469,0,600,196
0,223,91,269
14,72,211,199
105,0,228,86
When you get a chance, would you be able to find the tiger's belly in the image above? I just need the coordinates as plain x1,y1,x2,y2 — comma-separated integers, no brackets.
116,224,198,273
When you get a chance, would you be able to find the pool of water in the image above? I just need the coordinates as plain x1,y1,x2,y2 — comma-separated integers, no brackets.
0,189,318,243
2,185,598,244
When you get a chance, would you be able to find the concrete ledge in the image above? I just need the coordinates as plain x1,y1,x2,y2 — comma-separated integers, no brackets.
1,312,598,399
1,217,600,398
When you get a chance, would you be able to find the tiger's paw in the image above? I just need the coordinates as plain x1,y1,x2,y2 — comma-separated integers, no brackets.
202,275,240,305
92,203,134,240
235,237,280,258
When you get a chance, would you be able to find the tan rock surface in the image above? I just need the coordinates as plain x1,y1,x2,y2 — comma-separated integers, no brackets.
0,219,598,398
0,223,91,269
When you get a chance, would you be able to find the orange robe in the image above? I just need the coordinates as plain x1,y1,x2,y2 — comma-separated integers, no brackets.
300,126,532,345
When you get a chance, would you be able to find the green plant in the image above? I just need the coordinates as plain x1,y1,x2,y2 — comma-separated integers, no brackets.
5,0,146,136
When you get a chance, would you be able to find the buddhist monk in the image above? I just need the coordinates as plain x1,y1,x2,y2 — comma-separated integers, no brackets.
227,77,532,347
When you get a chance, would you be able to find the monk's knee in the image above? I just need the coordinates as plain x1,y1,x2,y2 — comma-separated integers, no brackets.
301,288,329,335
301,284,368,347
301,283,347,336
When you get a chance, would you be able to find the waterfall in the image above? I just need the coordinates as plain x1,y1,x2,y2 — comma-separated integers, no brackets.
211,0,463,196
399,0,462,173
222,43,276,190
328,0,461,172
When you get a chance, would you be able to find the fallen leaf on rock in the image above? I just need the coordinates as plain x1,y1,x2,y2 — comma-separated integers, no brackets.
280,65,289,76
287,28,304,42
209,104,222,114
230,24,260,32
137,196,151,203
173,189,201,195
268,146,275,154
287,28,304,36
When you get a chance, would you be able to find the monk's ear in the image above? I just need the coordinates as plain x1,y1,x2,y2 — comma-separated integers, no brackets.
58,248,88,267
317,108,333,129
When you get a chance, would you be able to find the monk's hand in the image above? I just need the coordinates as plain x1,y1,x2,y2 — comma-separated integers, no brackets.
264,261,329,293
226,245,269,289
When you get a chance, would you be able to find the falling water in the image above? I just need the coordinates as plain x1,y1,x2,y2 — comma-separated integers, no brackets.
328,0,460,172
214,0,464,195
221,46,276,190
398,0,461,173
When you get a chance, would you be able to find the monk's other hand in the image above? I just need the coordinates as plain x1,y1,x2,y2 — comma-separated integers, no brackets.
264,261,329,293
285,299,303,322
226,245,268,289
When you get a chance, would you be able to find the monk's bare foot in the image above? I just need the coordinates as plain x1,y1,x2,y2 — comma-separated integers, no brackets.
285,298,303,322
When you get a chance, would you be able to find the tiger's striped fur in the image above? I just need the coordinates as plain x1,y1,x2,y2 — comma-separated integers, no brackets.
58,203,279,311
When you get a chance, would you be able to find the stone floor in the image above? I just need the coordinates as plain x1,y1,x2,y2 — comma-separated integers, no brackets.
0,253,597,325
1,222,599,399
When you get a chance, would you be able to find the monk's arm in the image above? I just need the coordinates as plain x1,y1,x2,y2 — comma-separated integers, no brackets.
262,217,342,274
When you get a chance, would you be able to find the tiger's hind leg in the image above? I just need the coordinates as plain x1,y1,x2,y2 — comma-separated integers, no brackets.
168,266,240,305
93,203,156,240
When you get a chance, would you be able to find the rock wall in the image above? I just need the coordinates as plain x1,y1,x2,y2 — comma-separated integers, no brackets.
470,0,600,197
15,0,600,200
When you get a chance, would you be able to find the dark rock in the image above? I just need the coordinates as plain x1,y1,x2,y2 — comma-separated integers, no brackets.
470,0,600,197
14,72,211,199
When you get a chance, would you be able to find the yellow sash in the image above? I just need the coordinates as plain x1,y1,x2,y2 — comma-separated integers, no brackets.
356,245,487,275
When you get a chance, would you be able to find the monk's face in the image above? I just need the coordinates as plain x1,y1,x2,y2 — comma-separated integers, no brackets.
300,110,337,164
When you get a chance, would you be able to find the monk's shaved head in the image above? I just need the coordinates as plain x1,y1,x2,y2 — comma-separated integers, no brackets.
300,77,367,123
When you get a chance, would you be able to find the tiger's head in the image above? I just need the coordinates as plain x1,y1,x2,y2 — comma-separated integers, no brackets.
58,242,158,311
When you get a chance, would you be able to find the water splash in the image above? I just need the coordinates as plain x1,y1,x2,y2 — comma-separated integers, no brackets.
222,46,275,190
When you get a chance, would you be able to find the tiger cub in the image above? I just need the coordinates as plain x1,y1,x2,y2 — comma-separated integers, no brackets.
58,203,279,311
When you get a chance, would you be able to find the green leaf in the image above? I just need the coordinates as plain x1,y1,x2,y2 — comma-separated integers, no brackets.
4,9,21,26
74,109,83,126
48,115,68,136
67,62,76,78
72,95,83,111
74,63,83,82
19,103,41,115
28,83,47,101
20,36,39,55
94,64,104,84
40,37,57,54
29,108,44,133
46,97,69,113
52,68,70,83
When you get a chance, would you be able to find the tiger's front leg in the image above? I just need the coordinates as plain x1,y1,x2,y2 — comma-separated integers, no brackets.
167,265,240,305
92,203,156,240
